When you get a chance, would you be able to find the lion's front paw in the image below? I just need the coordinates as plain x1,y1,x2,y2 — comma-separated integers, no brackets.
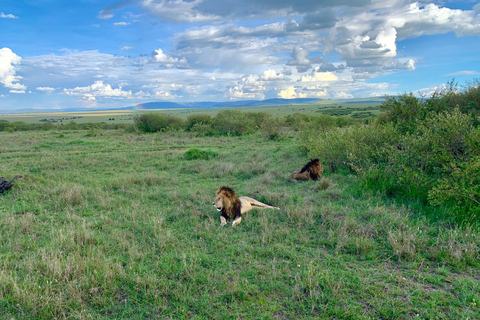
232,217,242,226
220,216,227,226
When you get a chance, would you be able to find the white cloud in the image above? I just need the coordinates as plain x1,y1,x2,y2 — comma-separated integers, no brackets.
139,0,218,23
0,47,27,92
301,71,338,82
37,87,56,93
113,21,130,26
121,46,134,51
278,86,306,99
64,81,132,100
260,69,284,81
98,10,114,19
153,90,179,100
0,12,18,19
444,70,479,77
152,48,188,68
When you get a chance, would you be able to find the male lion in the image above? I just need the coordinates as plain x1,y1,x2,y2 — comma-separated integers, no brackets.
213,186,279,226
291,158,324,181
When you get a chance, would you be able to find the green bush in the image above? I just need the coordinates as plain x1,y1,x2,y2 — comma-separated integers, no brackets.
303,123,399,173
428,156,480,224
379,93,425,133
212,110,265,135
134,113,185,133
184,148,217,160
302,81,480,224
186,114,212,131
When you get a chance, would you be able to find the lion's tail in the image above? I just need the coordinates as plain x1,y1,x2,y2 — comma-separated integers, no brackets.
242,196,280,210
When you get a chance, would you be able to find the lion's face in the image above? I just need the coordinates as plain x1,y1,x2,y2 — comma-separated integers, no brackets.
213,186,241,219
213,192,224,212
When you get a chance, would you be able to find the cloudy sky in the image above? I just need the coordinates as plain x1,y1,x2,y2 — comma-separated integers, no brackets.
1,0,479,111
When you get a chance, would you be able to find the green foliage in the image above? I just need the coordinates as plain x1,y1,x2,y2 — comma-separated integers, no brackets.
211,110,272,135
134,113,185,133
429,157,480,224
302,82,480,224
379,93,425,133
183,148,217,160
303,123,399,173
186,113,213,131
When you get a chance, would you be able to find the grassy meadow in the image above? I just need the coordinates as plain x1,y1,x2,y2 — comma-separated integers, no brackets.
0,128,479,319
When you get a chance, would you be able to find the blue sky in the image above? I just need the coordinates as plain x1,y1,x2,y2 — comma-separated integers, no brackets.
1,0,479,111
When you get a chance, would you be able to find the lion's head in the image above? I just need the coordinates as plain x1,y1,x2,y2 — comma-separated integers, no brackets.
213,186,242,219
299,158,324,181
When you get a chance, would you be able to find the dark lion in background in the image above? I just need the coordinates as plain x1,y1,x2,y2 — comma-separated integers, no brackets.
213,186,279,226
291,159,324,181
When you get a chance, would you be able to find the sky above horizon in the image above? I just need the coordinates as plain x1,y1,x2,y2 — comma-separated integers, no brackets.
1,0,479,111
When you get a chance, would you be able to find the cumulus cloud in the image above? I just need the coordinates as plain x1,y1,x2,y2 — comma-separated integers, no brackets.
278,86,306,99
260,69,284,81
37,87,56,93
120,46,134,51
113,21,130,26
64,81,132,101
286,47,313,73
153,90,179,99
0,47,27,93
301,71,338,82
1,12,18,19
227,73,270,100
152,48,188,68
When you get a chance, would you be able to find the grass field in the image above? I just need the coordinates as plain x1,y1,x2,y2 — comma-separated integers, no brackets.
1,129,479,319
0,99,383,124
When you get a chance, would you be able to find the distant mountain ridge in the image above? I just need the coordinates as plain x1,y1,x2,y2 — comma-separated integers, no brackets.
128,98,323,110
0,97,385,114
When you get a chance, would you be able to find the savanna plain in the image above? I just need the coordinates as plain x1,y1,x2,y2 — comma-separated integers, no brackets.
0,95,479,319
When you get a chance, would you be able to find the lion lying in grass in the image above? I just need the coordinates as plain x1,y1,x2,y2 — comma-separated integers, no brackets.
291,158,324,181
213,186,279,226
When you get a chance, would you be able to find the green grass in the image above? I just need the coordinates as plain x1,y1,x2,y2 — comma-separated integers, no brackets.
0,129,479,319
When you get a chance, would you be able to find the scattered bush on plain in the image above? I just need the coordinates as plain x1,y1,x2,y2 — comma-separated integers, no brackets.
301,81,480,224
184,148,218,160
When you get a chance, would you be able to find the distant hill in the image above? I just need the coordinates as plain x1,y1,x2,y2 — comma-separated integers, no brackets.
130,98,322,110
0,97,385,114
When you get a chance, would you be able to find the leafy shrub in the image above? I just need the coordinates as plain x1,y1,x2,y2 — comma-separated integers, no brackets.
428,156,480,224
212,110,267,135
303,82,480,224
184,148,218,160
379,93,425,133
134,113,185,133
189,123,216,136
186,114,212,131
303,123,399,173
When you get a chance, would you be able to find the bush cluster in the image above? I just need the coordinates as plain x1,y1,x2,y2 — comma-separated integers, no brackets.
302,81,480,224
0,120,130,132
183,148,218,160
133,110,365,138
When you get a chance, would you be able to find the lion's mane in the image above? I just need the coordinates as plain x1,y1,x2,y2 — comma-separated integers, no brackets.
299,158,324,181
216,186,242,219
